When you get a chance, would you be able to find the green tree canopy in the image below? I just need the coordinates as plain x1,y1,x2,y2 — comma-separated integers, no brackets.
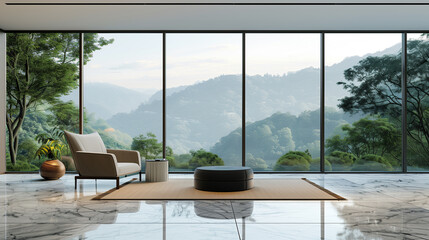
326,116,401,161
309,158,332,171
325,151,357,171
6,33,112,165
188,149,224,169
352,154,394,171
172,153,192,169
337,35,429,166
274,151,312,171
47,101,82,133
131,132,162,160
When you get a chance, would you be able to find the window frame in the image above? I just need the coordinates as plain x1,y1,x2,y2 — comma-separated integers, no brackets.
4,30,429,173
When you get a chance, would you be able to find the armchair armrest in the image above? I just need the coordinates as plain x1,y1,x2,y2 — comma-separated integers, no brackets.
107,149,141,166
75,151,118,177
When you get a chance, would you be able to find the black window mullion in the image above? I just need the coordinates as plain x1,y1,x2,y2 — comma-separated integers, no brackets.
402,32,408,173
163,33,166,159
320,33,325,173
242,33,246,167
79,33,84,134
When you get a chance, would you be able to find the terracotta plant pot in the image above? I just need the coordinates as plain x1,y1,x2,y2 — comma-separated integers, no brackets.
40,159,66,180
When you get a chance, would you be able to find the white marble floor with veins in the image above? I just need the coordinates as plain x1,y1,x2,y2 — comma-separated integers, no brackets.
1,173,429,240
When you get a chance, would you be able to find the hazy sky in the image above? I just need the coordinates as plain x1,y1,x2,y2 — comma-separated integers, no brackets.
85,33,404,90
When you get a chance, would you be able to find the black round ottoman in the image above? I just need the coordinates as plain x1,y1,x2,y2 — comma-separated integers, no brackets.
194,166,254,192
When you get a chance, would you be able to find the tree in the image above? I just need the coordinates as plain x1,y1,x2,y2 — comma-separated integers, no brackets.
188,149,224,169
352,154,393,171
326,116,401,161
131,132,162,159
337,35,429,165
173,153,192,169
325,151,357,171
47,101,82,133
325,135,349,155
310,158,332,171
211,129,242,166
165,146,176,167
274,151,312,171
6,33,112,165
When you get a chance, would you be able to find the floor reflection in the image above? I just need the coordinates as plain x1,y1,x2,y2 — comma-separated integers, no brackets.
194,201,254,219
2,174,429,239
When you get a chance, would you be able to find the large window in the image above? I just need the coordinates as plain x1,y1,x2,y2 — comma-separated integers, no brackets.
407,33,429,171
246,34,320,171
325,34,402,172
166,34,242,171
84,33,163,169
6,32,428,173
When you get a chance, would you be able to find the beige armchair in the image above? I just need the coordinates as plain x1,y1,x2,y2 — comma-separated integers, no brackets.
64,131,142,189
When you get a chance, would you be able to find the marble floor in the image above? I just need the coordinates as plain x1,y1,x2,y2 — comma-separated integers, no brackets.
1,174,429,240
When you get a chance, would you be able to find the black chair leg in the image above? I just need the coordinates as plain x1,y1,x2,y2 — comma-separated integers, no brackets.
116,177,120,189
139,172,142,181
75,177,77,190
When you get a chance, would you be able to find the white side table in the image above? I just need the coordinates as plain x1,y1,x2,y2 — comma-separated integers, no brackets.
145,159,169,182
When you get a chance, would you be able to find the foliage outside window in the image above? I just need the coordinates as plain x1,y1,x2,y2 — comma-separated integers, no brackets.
407,34,429,171
324,33,402,172
6,32,429,172
6,33,111,171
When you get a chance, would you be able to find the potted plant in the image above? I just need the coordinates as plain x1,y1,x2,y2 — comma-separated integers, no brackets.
36,140,66,180
36,128,76,171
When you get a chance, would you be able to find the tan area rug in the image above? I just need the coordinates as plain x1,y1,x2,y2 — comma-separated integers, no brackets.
94,178,345,200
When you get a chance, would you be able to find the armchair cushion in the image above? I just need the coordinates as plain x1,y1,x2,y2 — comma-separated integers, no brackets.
107,149,141,165
64,131,107,153
117,162,141,176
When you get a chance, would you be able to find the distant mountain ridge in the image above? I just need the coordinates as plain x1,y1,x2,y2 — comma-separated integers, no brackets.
106,43,401,154
61,82,155,119
148,85,189,104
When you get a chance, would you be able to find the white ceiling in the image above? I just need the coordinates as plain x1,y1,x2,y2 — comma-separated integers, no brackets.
2,0,429,31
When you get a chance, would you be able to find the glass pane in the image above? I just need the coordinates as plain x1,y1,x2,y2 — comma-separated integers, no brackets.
407,33,429,171
84,33,163,170
246,34,320,171
325,34,402,172
166,34,242,171
6,33,80,171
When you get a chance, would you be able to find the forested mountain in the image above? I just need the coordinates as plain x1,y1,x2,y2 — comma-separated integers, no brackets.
107,70,349,154
107,44,401,154
109,75,241,153
211,108,361,167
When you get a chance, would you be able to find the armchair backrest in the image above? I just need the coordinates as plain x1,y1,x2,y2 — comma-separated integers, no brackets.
64,131,107,173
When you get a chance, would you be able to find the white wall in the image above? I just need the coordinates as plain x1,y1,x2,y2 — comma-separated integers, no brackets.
0,31,5,174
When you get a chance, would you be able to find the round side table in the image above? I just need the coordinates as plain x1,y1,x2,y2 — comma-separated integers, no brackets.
145,159,169,182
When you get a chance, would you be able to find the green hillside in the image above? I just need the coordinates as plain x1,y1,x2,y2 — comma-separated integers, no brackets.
211,108,361,168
